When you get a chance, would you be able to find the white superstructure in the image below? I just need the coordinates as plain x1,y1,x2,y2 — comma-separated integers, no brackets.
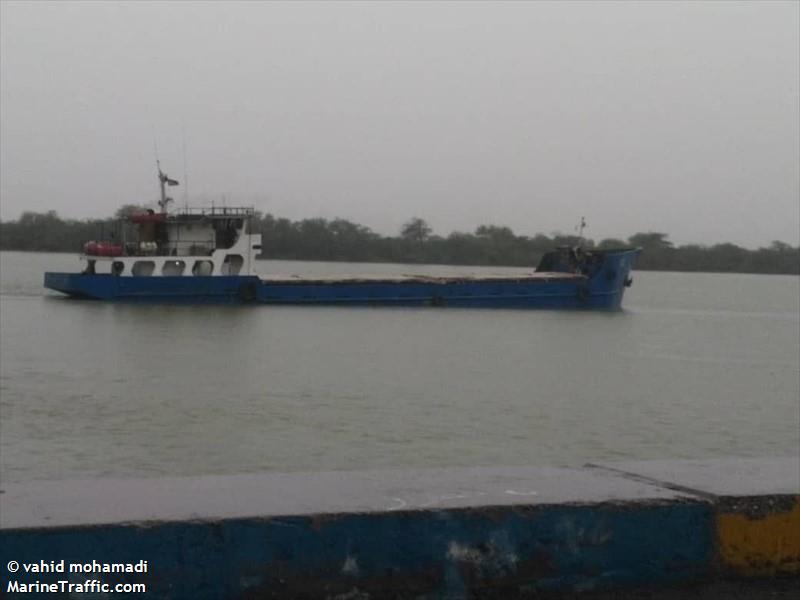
80,166,262,277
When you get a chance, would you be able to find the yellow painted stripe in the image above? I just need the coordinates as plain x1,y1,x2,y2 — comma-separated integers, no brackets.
717,498,800,576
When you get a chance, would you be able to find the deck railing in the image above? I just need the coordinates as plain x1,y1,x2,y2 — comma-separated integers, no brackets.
172,207,254,218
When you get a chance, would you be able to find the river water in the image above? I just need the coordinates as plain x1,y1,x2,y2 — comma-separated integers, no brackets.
1,251,798,483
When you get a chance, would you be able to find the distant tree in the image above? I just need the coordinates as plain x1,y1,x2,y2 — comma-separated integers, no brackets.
628,232,673,269
114,204,148,219
18,210,60,226
475,225,515,241
551,234,584,248
769,240,792,253
401,218,432,244
598,238,628,249
628,232,673,249
1,208,797,274
529,234,554,253
707,243,748,272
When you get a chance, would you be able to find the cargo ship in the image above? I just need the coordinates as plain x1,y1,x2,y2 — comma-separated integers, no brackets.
44,167,640,309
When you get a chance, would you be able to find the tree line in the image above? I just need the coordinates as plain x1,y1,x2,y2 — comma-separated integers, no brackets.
1,210,798,275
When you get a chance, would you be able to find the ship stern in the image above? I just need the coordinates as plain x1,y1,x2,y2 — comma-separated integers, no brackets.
44,272,116,299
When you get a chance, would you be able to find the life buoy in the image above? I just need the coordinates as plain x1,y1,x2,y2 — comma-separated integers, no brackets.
238,281,258,302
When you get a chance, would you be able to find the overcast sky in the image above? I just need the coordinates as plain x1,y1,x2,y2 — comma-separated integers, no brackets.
1,1,798,248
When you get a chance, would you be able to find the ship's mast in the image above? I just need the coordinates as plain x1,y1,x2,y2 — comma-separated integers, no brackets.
576,216,587,246
156,160,178,213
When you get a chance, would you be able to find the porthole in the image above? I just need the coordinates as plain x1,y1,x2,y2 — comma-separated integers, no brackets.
132,261,156,276
192,260,214,276
222,254,244,275
162,260,186,276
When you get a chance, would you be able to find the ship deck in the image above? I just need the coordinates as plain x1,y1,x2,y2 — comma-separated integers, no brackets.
259,272,586,285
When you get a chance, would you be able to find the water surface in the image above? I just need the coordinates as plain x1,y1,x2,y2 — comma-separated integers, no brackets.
1,251,798,483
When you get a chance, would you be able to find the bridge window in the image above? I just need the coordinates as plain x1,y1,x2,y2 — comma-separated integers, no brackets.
132,261,155,276
162,260,186,276
222,254,244,275
192,260,214,276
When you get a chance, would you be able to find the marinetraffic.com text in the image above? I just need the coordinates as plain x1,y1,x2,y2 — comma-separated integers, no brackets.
6,559,147,594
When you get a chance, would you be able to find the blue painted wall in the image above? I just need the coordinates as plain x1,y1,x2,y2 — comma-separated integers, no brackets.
3,502,712,599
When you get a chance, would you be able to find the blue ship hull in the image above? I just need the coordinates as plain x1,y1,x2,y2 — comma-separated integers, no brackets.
44,249,640,310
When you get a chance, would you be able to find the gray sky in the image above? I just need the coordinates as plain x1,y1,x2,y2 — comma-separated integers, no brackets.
1,1,798,248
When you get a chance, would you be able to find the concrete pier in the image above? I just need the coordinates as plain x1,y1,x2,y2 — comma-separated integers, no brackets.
1,458,798,598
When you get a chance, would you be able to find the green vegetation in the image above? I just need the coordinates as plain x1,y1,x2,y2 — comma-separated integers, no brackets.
1,211,798,275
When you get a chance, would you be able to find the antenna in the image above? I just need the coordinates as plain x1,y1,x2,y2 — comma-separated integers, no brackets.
152,130,164,209
575,216,587,245
152,128,160,163
181,124,189,211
